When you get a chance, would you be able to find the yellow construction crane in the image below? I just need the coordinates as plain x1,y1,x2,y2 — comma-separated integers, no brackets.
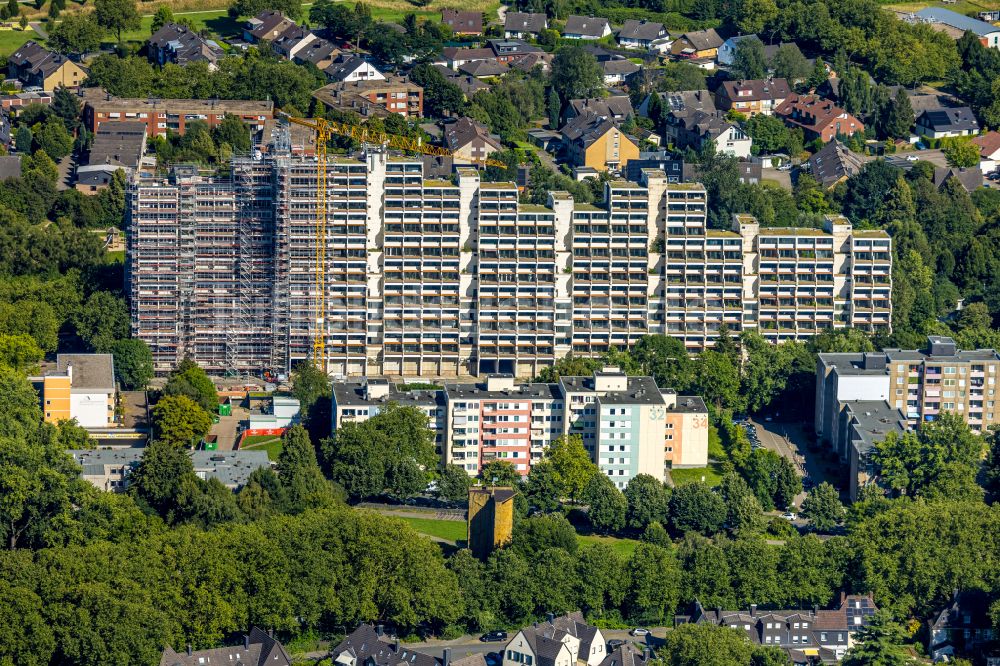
279,113,513,370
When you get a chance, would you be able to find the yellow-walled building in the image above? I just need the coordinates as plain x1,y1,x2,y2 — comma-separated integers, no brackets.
562,113,640,172
468,486,515,559
35,354,116,428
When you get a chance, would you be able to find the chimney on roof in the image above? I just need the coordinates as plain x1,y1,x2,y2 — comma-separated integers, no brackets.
547,612,555,624
750,604,757,616
244,635,251,649
186,645,193,656
642,649,651,661
443,647,451,666
377,625,384,637
812,605,819,617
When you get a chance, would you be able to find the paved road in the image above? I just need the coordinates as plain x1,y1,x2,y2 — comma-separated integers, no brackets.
29,22,47,39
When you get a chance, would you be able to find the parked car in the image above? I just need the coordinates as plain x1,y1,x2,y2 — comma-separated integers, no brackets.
781,512,797,521
630,628,650,637
481,631,508,642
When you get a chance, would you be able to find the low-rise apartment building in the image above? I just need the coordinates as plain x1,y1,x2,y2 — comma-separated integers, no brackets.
503,613,606,666
681,594,878,663
715,78,792,117
8,40,86,90
70,448,270,492
817,336,1000,438
82,90,273,137
32,354,116,429
332,368,709,480
312,77,424,118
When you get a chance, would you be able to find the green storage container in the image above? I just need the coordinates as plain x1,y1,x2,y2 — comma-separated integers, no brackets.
218,403,232,416
204,441,218,451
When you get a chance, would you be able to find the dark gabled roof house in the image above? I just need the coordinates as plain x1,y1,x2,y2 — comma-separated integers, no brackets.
441,9,483,35
504,12,547,37
148,23,225,69
160,627,291,666
674,28,723,52
915,107,980,137
244,10,295,43
809,140,865,189
563,15,611,40
618,20,667,47
567,95,634,122
8,40,86,89
933,166,983,193
331,625,487,666
928,590,997,662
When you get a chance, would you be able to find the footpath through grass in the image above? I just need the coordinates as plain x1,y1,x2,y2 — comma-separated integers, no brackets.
240,434,283,461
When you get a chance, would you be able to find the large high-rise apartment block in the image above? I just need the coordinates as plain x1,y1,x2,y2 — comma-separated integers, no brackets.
127,150,891,378
332,367,710,485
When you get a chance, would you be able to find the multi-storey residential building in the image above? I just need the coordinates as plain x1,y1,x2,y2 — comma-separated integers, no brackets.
312,77,424,118
82,90,273,138
331,368,709,480
817,336,1000,438
128,150,891,377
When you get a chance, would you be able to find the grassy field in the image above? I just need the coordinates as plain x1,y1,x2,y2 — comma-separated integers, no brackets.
0,28,33,57
577,534,640,557
669,462,726,487
106,250,125,264
240,434,283,460
398,516,468,543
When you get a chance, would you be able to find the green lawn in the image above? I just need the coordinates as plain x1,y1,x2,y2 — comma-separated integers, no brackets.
669,462,726,487
240,434,283,461
0,29,33,57
884,0,1000,15
398,516,467,543
106,250,125,264
577,534,640,557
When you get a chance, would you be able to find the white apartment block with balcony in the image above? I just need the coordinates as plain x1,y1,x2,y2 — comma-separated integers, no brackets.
128,153,891,377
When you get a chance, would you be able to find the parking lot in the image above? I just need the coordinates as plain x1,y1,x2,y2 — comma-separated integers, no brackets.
736,417,844,510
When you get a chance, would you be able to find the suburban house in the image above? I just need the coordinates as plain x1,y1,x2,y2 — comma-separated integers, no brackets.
76,121,147,193
293,38,340,70
600,58,641,85
670,28,723,59
503,613,607,666
915,107,980,138
312,77,424,118
566,95,634,122
443,117,501,165
717,34,762,67
432,64,490,96
638,88,716,118
8,41,86,91
325,54,386,83
270,24,317,60
563,16,612,40
597,645,650,666
33,354,116,429
618,20,667,50
243,11,296,43
715,78,791,116
915,7,1000,48
933,166,983,193
561,112,639,172
927,590,996,662
148,23,225,70
442,40,544,70
504,12,547,39
665,110,752,158
680,593,879,663
459,59,510,78
441,9,483,36
774,94,864,142
972,131,1000,173
160,627,291,666
808,140,865,189
330,625,486,666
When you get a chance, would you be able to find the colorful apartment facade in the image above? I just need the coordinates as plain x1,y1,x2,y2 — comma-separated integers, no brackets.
33,354,116,429
332,368,709,481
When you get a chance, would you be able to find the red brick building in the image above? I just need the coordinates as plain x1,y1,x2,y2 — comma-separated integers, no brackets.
82,90,274,138
775,94,864,143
